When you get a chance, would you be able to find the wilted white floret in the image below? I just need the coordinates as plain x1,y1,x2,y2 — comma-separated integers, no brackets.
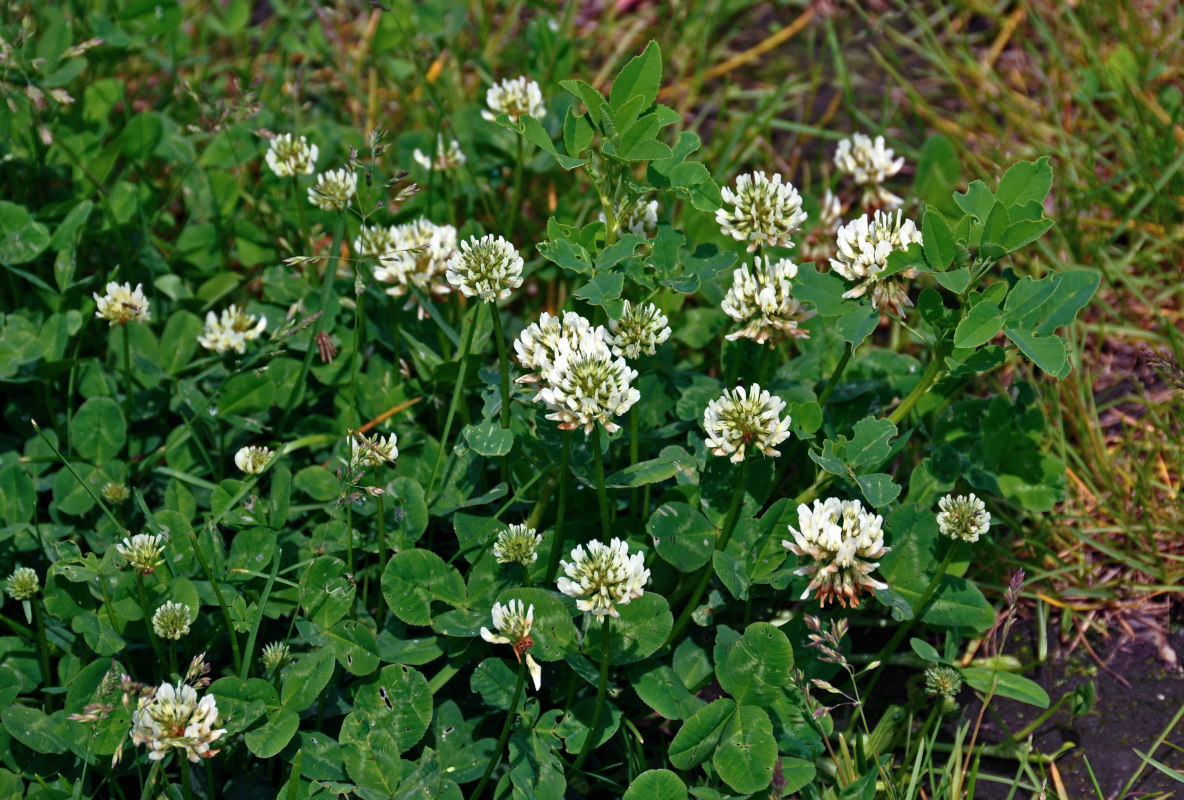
102,482,131,504
607,301,671,358
703,384,791,463
782,497,890,608
557,538,650,618
261,641,290,671
716,171,808,251
493,524,542,565
265,133,318,177
834,133,905,210
197,305,267,355
413,135,466,171
373,218,459,315
130,681,225,762
351,431,398,468
234,445,273,475
535,328,640,435
5,566,39,600
152,601,192,640
353,224,398,259
482,76,546,123
308,168,357,211
480,599,542,690
936,493,990,543
514,311,597,383
94,282,151,326
599,197,659,237
445,234,524,302
721,256,813,344
116,533,167,575
830,209,923,315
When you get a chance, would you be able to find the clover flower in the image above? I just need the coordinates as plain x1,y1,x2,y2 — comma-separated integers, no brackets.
721,256,813,344
152,601,192,640
102,482,130,504
834,133,905,210
607,301,671,358
480,599,542,690
782,497,890,608
308,168,357,211
830,209,923,315
373,218,458,311
703,384,792,463
599,196,659,237
130,681,225,762
514,311,597,383
936,493,990,544
351,431,398,468
535,328,640,435
353,224,398,259
197,305,267,355
265,133,318,177
716,171,808,252
116,533,167,575
5,566,39,601
413,134,466,171
925,665,964,701
482,76,546,123
445,234,524,303
493,524,542,565
557,538,650,618
261,642,290,671
94,282,151,326
234,445,273,475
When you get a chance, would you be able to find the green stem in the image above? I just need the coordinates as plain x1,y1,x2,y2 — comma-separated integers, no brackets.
169,640,178,679
590,425,612,539
629,407,640,516
376,468,387,627
544,430,573,583
291,174,309,255
816,342,853,408
490,304,512,429
572,616,613,772
507,135,524,237
346,504,355,607
427,302,484,501
520,563,532,588
469,659,527,800
187,530,243,675
122,327,134,463
140,760,161,800
180,756,193,800
349,280,365,431
32,601,53,710
667,456,750,645
135,574,168,667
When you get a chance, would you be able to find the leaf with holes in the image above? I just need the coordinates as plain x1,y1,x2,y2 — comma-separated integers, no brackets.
353,664,433,753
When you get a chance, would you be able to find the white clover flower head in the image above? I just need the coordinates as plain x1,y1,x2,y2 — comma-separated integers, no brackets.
936,493,990,543
265,133,318,177
413,134,466,171
261,641,290,671
607,301,671,358
834,133,905,210
830,209,923,315
116,533,167,575
445,234,524,303
197,305,267,355
152,601,192,640
308,168,357,211
482,76,546,123
480,599,542,690
493,524,543,565
557,538,650,618
5,566,39,601
513,311,596,383
819,189,844,229
716,171,808,251
782,497,890,608
353,224,398,259
721,256,814,344
351,431,398,468
94,282,151,326
373,218,459,316
535,328,640,435
599,196,659,237
703,384,792,463
130,681,225,762
234,445,273,475
101,482,131,504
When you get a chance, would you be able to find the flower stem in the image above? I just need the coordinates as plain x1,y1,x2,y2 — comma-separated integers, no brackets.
667,456,750,645
376,469,387,628
489,304,512,429
32,601,53,710
590,425,612,540
629,407,641,516
816,342,853,408
507,135,524,237
122,326,134,463
349,276,366,431
291,175,309,256
427,301,484,501
469,659,527,800
544,430,573,584
136,573,168,667
179,756,193,800
169,640,178,679
572,615,613,772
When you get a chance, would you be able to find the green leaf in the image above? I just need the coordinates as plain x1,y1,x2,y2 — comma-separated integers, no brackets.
573,271,625,315
716,622,793,707
563,107,594,157
855,473,901,507
1034,270,1099,335
300,557,355,628
995,157,1053,210
605,455,684,489
609,41,662,113
515,114,587,170
954,301,1004,348
648,502,716,572
464,421,513,457
1003,326,1069,378
961,667,1050,708
584,594,672,665
922,208,956,271
71,397,126,463
848,418,898,469
160,311,203,375
668,698,736,770
560,79,609,127
1,705,69,754
0,201,52,266
121,111,163,157
834,305,879,347
999,218,1054,251
953,180,995,220
629,664,704,721
339,713,403,795
623,769,688,800
595,233,645,270
329,619,381,676
909,638,949,665
932,268,972,294
494,588,579,662
381,549,467,626
71,610,126,655
218,372,276,416
471,657,518,710
793,262,851,316
712,550,749,601
712,705,777,795
282,647,335,711
913,134,961,210
245,708,300,759
537,237,593,276
353,664,433,753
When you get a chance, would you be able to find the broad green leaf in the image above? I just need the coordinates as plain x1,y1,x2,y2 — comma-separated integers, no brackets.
909,638,949,665
922,208,956,271
953,180,994,220
71,611,125,656
218,372,275,416
712,550,749,601
913,134,961,211
609,40,662,113
995,157,1053,210
1034,270,1099,335
121,111,163,156
629,663,704,721
794,262,858,316
606,455,684,489
953,301,1003,349
933,267,972,294
282,647,335,711
353,664,433,753
160,311,203,374
71,397,126,463
340,710,404,796
1003,325,1068,377
1000,218,1054,251
496,588,579,662
464,421,513,457
471,657,517,710
668,698,736,770
563,106,594,157
560,79,609,127
300,557,355,628
855,472,901,507
0,201,52,266
537,237,593,276
244,708,299,759
623,769,688,800
381,549,466,626
510,114,586,170
1,705,69,754
848,417,898,469
834,305,879,347
961,667,1050,708
329,619,381,676
712,705,777,795
584,594,672,665
716,622,793,707
573,271,625,311
648,502,716,572
557,697,622,753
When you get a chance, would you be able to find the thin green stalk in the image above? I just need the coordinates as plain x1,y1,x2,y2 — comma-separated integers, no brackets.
489,304,512,429
122,327,134,463
31,421,127,536
135,574,168,667
169,640,178,679
469,659,527,800
629,407,641,516
668,456,750,645
32,601,53,710
817,342,853,408
427,302,484,501
375,467,387,627
346,504,355,606
590,426,612,539
507,135,524,237
571,616,613,772
349,280,366,431
291,174,309,254
140,759,161,800
187,530,243,675
544,430,573,583
180,756,193,800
